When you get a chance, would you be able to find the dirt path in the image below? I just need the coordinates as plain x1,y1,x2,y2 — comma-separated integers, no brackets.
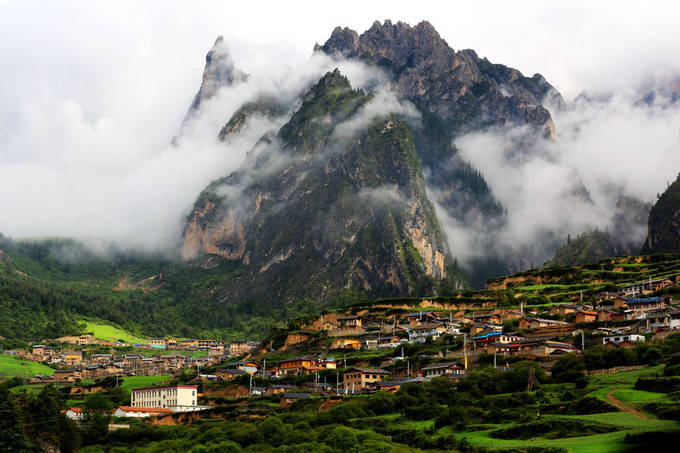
606,387,648,420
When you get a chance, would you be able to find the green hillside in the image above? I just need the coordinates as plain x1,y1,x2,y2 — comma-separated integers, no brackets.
546,229,620,267
80,319,147,345
0,234,359,346
0,355,54,379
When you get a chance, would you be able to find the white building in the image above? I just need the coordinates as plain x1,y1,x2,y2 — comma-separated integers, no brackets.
130,385,198,411
63,408,84,420
114,406,173,418
602,334,645,346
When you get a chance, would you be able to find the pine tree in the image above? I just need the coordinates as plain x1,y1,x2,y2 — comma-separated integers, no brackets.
0,388,29,452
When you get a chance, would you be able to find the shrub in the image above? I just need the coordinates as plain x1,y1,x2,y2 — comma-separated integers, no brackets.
324,426,358,450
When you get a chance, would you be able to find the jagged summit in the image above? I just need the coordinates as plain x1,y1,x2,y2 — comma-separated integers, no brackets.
190,35,247,112
315,19,561,133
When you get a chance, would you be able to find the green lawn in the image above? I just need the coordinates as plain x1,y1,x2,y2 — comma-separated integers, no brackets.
80,319,148,345
119,375,172,390
588,366,663,386
9,383,70,394
515,284,573,290
0,355,54,379
612,388,666,404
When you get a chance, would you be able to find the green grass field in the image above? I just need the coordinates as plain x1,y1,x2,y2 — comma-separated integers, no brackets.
612,388,666,404
448,366,680,452
0,354,55,379
80,319,147,345
118,375,172,390
450,413,680,453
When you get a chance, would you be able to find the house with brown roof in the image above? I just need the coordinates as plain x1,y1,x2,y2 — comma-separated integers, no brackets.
420,362,465,378
53,369,82,382
278,356,323,375
575,310,598,323
550,304,579,315
343,367,390,391
405,311,440,328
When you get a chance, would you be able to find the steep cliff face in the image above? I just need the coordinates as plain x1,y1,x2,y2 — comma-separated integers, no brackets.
642,174,680,254
183,70,463,302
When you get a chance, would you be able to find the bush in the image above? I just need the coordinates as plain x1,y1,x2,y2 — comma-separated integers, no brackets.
635,376,680,393
490,419,617,439
324,426,358,450
643,402,680,420
568,396,618,415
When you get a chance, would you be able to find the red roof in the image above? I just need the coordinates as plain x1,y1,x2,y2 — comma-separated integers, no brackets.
131,385,196,392
116,406,173,414
60,407,82,414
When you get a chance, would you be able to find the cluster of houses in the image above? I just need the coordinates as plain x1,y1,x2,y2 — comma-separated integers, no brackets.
209,356,468,397
146,338,259,356
27,352,225,383
13,336,261,384
295,292,679,357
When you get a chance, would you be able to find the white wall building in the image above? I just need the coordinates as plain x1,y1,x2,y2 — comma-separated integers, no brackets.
130,385,198,411
602,334,645,345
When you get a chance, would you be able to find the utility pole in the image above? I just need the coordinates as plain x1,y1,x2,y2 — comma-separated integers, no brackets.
407,361,410,378
463,333,468,370
494,352,497,369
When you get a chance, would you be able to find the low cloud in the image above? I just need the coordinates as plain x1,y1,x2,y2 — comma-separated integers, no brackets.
441,90,680,270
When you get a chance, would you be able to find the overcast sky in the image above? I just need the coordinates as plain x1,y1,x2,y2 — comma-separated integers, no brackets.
1,0,679,245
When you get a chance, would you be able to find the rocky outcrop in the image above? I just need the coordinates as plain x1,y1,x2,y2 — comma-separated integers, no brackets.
642,173,680,253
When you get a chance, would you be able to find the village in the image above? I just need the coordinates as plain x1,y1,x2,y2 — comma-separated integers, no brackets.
4,270,680,426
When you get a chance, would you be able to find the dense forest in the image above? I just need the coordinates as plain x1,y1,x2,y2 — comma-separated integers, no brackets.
0,234,363,345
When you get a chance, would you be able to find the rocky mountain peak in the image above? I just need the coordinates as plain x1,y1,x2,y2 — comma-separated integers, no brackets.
314,27,360,56
189,35,246,112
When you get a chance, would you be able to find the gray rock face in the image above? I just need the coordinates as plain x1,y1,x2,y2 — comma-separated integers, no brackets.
315,20,562,137
190,36,246,112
